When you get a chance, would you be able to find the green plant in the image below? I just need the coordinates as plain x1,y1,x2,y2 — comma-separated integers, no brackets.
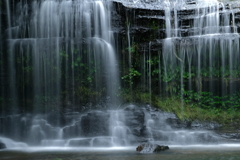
150,20,159,31
162,66,180,82
183,72,195,79
75,86,105,104
72,55,82,67
122,68,141,85
60,51,68,59
183,90,240,111
126,42,138,53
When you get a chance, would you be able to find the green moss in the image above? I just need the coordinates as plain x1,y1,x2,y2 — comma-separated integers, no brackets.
150,20,159,31
75,86,105,104
120,91,240,127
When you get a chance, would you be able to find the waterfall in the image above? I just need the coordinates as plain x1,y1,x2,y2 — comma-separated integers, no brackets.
0,0,240,149
0,0,121,147
2,0,119,113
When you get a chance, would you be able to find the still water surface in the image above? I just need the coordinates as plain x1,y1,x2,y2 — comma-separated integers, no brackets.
1,145,240,160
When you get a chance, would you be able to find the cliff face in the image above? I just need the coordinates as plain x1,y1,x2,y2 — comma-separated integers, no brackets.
112,0,240,101
112,1,240,47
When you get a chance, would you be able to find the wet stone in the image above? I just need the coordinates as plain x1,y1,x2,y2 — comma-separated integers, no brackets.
136,143,169,153
0,141,6,149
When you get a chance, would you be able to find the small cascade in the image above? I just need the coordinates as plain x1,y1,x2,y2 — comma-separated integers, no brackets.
0,137,28,149
164,0,172,38
109,110,133,146
0,104,230,148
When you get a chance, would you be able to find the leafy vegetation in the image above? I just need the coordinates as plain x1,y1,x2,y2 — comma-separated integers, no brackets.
120,90,240,125
75,86,105,104
183,90,240,111
121,68,141,85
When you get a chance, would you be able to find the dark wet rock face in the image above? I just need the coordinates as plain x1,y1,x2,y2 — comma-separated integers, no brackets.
0,141,6,149
166,118,192,129
191,121,222,130
124,105,146,137
166,118,222,130
112,1,240,53
136,143,169,153
217,131,240,141
81,111,110,137
0,115,33,142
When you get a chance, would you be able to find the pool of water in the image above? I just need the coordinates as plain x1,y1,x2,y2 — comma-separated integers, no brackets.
1,145,240,160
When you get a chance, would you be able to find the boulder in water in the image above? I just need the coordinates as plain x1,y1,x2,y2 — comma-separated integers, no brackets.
136,143,169,153
0,141,6,149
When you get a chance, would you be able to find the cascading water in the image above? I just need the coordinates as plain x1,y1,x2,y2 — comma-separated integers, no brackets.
1,0,120,112
114,0,240,145
0,0,240,150
0,0,121,148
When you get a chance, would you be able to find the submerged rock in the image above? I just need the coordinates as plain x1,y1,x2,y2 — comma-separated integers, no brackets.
0,141,6,149
136,143,169,153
